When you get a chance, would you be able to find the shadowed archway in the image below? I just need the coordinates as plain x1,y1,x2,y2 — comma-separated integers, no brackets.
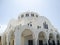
56,34,60,45
48,33,55,45
38,31,47,45
21,29,33,45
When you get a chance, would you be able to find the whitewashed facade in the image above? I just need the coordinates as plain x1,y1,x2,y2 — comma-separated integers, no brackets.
0,12,60,45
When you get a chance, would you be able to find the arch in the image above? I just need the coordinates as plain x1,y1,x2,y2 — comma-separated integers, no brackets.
48,33,55,45
9,31,15,45
56,34,60,40
38,31,47,40
21,29,33,45
56,34,60,45
49,33,55,40
38,31,47,45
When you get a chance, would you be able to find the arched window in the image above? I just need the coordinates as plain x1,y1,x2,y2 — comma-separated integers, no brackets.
28,22,32,27
43,22,48,29
28,23,32,27
21,15,24,18
31,13,34,17
36,15,38,17
26,13,29,17
57,34,59,39
37,26,41,29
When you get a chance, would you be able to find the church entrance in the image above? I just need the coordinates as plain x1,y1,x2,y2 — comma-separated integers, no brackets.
48,33,55,45
28,40,33,45
56,34,60,45
57,40,60,45
39,40,43,45
38,31,47,45
21,29,33,45
52,40,55,45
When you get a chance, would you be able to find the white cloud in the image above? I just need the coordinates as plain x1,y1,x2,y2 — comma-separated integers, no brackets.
0,24,7,35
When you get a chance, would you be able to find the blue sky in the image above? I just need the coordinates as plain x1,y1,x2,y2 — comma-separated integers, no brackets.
0,0,60,33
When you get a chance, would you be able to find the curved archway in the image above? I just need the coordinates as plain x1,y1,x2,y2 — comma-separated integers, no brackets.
48,33,55,45
21,29,33,45
9,31,15,45
38,31,47,45
56,34,60,45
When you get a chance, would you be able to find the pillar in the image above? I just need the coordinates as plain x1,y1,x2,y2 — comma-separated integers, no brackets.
14,29,21,45
2,35,5,45
46,36,49,45
7,34,10,45
33,32,38,45
55,35,57,45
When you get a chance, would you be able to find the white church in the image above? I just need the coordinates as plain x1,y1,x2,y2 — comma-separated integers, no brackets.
0,12,60,45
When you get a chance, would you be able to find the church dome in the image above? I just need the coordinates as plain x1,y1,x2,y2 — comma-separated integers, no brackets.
16,12,54,30
17,12,40,26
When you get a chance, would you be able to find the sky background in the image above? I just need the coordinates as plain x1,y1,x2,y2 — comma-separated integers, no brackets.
0,0,60,34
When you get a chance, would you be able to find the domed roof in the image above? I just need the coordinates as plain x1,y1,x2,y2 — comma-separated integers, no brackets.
17,12,41,26
16,12,57,31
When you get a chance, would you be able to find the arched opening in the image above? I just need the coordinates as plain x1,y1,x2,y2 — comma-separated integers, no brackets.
38,31,47,45
56,34,60,45
48,33,55,45
10,31,15,45
0,36,2,45
21,29,33,45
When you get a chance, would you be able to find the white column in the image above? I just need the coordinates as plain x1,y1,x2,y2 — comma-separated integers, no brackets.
14,29,21,45
33,33,38,45
55,35,57,45
2,35,6,45
46,34,49,45
7,34,10,45
46,37,49,45
7,37,9,45
35,39,38,45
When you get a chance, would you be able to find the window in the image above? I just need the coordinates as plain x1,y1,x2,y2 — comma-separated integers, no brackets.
30,24,32,26
21,15,24,18
37,26,41,29
28,23,29,25
36,15,38,17
57,34,59,39
43,22,48,29
26,13,29,17
31,14,34,17
28,23,32,27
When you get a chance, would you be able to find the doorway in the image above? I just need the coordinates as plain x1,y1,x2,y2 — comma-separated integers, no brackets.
39,40,43,45
21,29,33,45
28,40,33,45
